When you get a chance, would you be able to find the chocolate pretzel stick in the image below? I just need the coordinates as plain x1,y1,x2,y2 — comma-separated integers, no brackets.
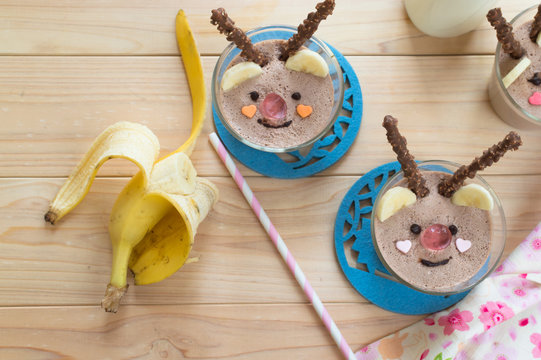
530,4,541,42
382,116,429,198
210,8,268,67
279,0,335,61
438,132,522,198
487,8,524,59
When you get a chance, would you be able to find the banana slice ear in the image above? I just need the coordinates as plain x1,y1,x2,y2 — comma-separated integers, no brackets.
221,61,263,91
285,49,329,77
451,183,494,211
375,187,417,222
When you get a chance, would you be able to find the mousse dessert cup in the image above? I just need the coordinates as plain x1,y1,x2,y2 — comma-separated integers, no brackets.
210,1,344,152
371,116,522,295
487,5,541,129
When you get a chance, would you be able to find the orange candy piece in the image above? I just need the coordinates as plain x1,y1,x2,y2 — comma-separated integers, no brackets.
296,104,312,118
241,105,257,118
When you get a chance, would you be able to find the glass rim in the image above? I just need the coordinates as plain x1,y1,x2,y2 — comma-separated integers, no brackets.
370,160,506,295
494,4,541,123
211,25,344,153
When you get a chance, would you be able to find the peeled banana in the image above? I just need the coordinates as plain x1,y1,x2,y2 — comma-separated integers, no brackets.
45,10,218,313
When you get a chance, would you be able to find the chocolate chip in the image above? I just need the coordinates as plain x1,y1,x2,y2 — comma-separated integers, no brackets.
410,224,421,235
291,92,301,100
449,224,458,235
528,73,541,86
249,91,259,101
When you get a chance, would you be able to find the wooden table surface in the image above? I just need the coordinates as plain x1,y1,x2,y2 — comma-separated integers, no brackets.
1,0,541,359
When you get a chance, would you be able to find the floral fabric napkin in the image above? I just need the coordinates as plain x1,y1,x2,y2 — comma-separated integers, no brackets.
356,222,541,360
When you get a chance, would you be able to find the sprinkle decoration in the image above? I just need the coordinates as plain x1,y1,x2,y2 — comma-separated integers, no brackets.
296,104,313,118
209,132,357,360
529,91,541,105
456,238,472,253
396,240,412,254
241,105,257,118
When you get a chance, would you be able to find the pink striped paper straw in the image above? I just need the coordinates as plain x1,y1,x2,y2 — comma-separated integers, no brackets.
209,133,356,360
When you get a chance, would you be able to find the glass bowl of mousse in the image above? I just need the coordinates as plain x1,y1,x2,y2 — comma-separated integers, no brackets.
210,2,344,153
487,5,541,129
370,116,521,296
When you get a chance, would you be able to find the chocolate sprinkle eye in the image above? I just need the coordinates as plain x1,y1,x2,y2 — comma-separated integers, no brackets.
449,224,458,235
249,91,259,101
291,92,301,100
410,224,421,234
528,73,541,86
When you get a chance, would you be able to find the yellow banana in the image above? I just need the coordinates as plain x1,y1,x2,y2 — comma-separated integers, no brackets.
44,10,218,313
101,10,216,312
44,121,160,224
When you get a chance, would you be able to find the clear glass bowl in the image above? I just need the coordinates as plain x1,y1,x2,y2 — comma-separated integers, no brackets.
370,160,506,295
211,25,344,153
488,5,541,129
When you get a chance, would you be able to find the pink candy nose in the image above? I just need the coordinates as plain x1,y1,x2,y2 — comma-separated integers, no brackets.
260,93,287,122
420,224,452,250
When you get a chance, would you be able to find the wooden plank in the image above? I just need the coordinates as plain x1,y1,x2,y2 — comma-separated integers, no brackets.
0,303,421,359
0,175,538,306
0,55,539,178
0,0,534,56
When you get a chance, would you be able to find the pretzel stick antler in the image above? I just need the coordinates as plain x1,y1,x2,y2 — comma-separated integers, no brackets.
210,8,268,67
487,8,524,59
382,116,429,198
279,0,335,61
530,4,541,42
438,132,522,198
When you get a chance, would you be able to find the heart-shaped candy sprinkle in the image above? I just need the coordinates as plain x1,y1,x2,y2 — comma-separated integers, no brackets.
395,240,412,254
529,91,541,105
296,104,313,118
241,104,257,118
456,238,472,253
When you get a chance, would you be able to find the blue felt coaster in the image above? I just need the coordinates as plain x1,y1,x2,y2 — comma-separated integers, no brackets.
212,44,362,179
334,162,469,315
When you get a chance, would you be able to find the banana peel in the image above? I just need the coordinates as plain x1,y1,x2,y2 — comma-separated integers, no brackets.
44,121,160,225
45,10,217,313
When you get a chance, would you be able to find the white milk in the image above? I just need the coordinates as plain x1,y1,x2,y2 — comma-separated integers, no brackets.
405,0,498,38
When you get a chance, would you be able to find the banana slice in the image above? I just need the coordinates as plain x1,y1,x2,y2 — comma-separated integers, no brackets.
221,61,263,91
502,56,531,88
375,186,417,222
148,152,197,195
451,183,494,211
285,49,329,77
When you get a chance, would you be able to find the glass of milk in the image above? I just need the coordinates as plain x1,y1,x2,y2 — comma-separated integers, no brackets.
405,0,498,38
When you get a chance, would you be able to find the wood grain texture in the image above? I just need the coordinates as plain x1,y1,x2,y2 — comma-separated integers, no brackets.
0,304,420,359
0,175,538,307
0,55,539,178
0,0,535,56
1,1,540,358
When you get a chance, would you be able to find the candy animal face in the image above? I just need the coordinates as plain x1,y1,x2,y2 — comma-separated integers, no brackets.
376,173,490,270
221,48,328,129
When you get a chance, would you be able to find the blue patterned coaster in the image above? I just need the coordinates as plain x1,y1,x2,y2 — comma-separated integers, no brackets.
212,44,362,179
334,162,469,315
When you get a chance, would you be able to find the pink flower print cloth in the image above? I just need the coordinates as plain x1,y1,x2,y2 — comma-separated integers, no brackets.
356,222,541,360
